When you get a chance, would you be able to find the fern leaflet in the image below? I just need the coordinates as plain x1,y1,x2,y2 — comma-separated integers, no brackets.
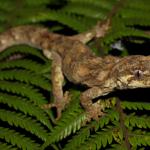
42,90,87,148
0,93,52,130
0,109,50,141
125,114,150,129
0,45,47,61
0,126,41,150
0,80,47,105
0,69,51,91
0,59,51,74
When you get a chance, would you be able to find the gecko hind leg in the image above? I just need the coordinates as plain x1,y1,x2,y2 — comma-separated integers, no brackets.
43,91,70,120
42,51,70,120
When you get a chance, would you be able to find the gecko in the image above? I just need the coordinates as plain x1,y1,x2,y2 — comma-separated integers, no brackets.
0,19,150,121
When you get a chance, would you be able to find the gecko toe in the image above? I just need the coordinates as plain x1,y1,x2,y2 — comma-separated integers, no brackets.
86,104,105,122
41,91,71,120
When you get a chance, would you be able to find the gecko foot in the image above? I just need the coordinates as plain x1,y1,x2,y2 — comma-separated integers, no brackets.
41,91,70,120
85,103,105,122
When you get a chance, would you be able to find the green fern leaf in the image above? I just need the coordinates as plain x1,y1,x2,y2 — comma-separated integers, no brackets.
15,9,96,32
122,17,150,27
0,0,150,149
0,93,52,130
0,10,8,22
64,127,90,150
103,27,150,47
0,45,47,61
0,80,47,105
0,126,41,150
77,128,114,150
122,101,150,110
61,0,120,21
93,108,119,130
120,7,150,25
61,2,106,19
129,131,150,147
68,0,117,8
110,143,128,150
126,0,150,11
64,109,119,150
125,115,150,129
42,90,87,148
0,59,51,74
0,69,51,91
0,109,50,141
0,142,18,150
0,0,15,11
25,0,53,6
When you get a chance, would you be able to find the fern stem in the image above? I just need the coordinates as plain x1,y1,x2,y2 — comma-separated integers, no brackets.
105,0,127,26
116,98,131,150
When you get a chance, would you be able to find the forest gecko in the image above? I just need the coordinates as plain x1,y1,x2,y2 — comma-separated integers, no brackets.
0,19,150,121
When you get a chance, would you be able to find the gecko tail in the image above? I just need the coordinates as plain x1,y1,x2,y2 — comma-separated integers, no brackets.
0,25,49,52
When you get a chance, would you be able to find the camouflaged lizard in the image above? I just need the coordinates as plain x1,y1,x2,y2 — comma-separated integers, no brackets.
0,20,150,121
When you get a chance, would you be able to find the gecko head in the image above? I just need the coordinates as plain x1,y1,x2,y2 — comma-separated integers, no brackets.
116,56,150,89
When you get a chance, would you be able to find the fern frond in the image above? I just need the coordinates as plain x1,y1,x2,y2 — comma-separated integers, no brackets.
0,10,8,22
0,109,50,141
0,80,47,105
0,142,18,150
110,143,128,150
50,112,86,141
0,45,47,61
61,0,119,20
24,0,53,6
122,101,150,110
101,0,150,48
126,0,150,11
115,0,150,27
42,90,87,148
0,59,51,74
0,0,14,11
68,0,117,8
121,7,150,20
61,2,106,19
120,0,150,26
64,108,119,150
122,17,150,27
0,69,51,91
77,128,114,150
94,108,119,130
125,114,150,129
0,93,52,130
0,0,150,149
103,27,150,47
16,9,96,32
129,131,150,148
0,126,41,150
64,127,90,150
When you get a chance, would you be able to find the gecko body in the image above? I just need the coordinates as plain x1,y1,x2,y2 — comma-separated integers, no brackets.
0,23,150,121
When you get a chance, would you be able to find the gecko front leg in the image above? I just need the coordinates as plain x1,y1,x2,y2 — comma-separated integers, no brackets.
80,86,113,121
42,51,70,120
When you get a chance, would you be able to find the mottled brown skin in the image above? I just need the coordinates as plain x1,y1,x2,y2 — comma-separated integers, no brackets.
0,21,150,121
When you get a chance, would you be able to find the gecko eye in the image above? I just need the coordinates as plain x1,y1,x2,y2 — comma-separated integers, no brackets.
133,70,143,79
